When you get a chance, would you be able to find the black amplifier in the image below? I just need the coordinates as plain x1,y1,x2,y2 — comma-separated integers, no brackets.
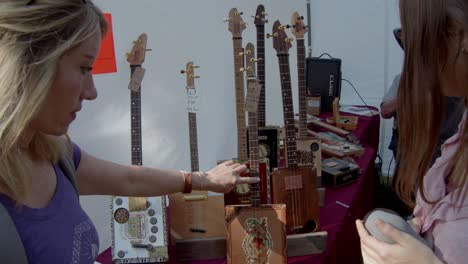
306,57,342,112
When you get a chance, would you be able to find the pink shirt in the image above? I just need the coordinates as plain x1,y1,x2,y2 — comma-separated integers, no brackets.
413,111,467,264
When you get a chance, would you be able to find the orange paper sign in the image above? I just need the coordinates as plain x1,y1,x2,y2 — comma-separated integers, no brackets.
92,13,117,74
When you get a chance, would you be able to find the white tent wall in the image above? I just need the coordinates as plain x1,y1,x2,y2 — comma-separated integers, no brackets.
70,0,403,252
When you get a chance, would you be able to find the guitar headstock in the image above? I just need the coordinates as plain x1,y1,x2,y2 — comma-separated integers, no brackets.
291,12,308,39
270,20,292,54
254,4,267,26
126,33,149,66
180,62,199,89
244,43,256,78
228,8,246,38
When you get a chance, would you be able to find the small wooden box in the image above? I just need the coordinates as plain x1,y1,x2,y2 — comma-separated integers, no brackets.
322,157,361,188
225,204,287,264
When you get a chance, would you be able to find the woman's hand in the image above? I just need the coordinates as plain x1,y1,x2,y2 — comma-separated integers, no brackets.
356,219,442,264
194,160,257,193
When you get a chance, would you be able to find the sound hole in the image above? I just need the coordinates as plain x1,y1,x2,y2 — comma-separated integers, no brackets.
303,219,318,233
310,142,319,152
114,208,130,224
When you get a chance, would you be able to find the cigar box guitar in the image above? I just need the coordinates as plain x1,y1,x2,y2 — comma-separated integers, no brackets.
226,43,287,264
224,9,271,206
269,21,320,234
111,33,169,263
290,12,322,178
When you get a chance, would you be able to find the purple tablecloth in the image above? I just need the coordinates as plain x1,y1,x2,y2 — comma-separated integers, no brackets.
98,108,380,264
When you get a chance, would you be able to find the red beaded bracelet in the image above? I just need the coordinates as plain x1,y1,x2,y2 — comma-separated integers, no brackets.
182,171,192,194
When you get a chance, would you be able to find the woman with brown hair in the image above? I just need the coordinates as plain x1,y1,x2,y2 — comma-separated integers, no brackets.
356,0,467,263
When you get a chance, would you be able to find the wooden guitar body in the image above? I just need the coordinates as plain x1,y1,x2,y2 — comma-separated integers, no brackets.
169,191,226,240
271,165,320,234
225,204,287,264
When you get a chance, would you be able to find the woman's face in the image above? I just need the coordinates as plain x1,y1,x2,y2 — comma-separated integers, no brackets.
440,30,468,97
29,28,101,136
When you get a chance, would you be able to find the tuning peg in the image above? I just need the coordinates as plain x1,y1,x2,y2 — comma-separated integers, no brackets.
285,38,294,43
223,17,231,22
300,16,305,20
180,70,186,74
262,18,268,23
146,48,152,52
266,32,278,38
193,65,200,69
241,21,248,26
239,67,251,72
253,58,264,63
280,24,291,30
189,75,200,79
262,11,267,16
239,50,251,56
236,11,244,16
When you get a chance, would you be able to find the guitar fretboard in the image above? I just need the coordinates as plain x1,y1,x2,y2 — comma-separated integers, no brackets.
188,112,199,172
256,24,266,128
130,65,143,166
277,54,298,168
232,37,248,162
296,38,308,140
247,77,261,207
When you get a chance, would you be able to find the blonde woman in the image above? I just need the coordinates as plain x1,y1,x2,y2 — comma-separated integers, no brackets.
356,0,468,263
0,1,255,263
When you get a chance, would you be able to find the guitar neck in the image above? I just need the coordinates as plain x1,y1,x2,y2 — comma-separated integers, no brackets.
277,54,298,168
188,112,200,172
130,65,143,166
296,38,308,140
256,25,266,128
232,38,248,162
247,77,261,207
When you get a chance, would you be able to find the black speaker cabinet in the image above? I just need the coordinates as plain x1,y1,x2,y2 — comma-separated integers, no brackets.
306,57,342,112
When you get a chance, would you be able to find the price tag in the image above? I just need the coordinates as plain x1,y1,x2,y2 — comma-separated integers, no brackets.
187,88,199,113
128,67,146,92
245,81,262,113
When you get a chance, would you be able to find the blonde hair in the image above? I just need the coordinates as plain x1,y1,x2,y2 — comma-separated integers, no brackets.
397,0,468,207
0,0,107,205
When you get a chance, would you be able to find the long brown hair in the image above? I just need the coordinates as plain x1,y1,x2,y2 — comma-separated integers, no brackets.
397,0,467,207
